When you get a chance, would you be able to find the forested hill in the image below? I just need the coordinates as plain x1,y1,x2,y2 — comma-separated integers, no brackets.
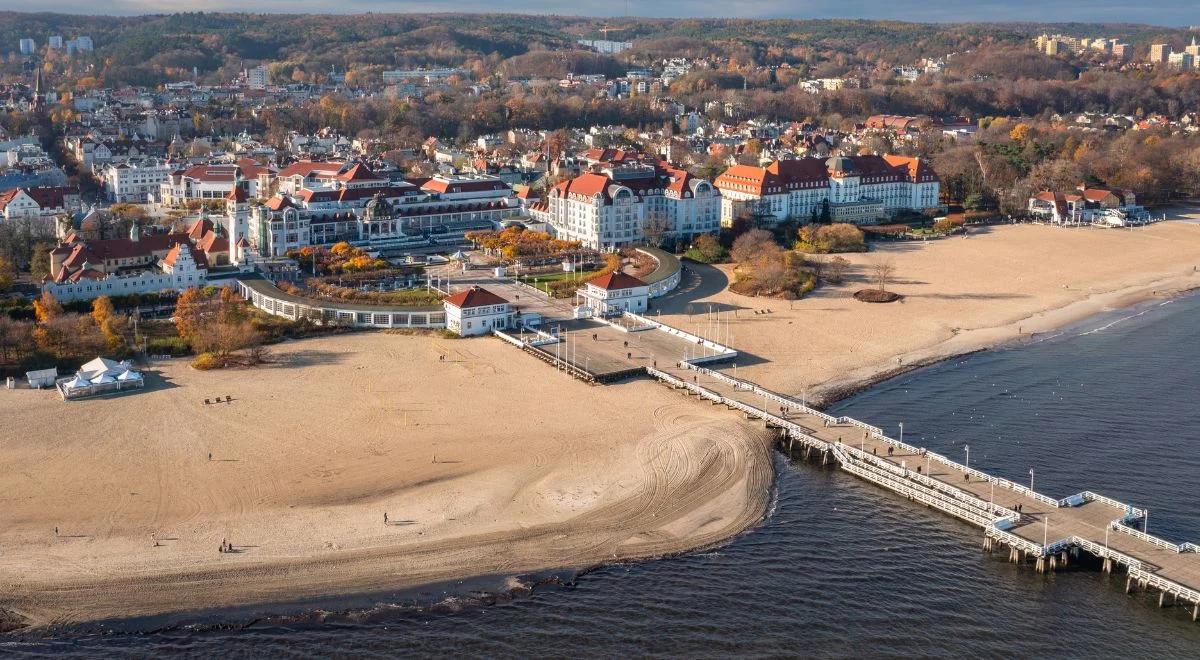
1,12,1194,88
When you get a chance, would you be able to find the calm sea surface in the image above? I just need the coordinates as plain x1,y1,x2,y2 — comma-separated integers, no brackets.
7,294,1200,658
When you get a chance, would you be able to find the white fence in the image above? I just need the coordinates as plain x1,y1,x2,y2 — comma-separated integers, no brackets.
1129,566,1200,604
492,329,525,348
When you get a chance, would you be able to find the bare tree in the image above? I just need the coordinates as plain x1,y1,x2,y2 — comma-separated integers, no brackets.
822,256,850,284
871,257,896,292
642,211,671,248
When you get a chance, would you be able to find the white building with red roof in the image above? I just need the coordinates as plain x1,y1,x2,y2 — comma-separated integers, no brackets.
1028,186,1143,224
442,286,514,336
42,223,208,301
545,158,719,250
580,271,649,315
714,154,939,226
0,186,81,221
157,158,269,206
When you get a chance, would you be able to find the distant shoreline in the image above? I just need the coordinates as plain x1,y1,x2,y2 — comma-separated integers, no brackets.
809,273,1200,409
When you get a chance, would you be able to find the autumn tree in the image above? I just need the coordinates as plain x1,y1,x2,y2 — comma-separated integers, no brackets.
0,256,15,293
29,243,52,280
33,291,63,324
685,234,728,263
0,317,34,363
91,296,125,353
730,229,777,264
174,286,262,364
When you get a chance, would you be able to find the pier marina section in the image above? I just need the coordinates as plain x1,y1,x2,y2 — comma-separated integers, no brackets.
488,305,1200,623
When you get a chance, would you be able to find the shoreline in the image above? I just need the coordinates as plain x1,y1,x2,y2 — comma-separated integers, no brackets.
806,271,1200,409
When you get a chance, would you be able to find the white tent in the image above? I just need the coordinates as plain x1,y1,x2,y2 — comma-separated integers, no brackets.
117,369,142,382
78,357,124,381
66,375,91,389
93,373,116,384
449,250,469,261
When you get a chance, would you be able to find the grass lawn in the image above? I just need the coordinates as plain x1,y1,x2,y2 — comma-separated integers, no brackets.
518,269,604,293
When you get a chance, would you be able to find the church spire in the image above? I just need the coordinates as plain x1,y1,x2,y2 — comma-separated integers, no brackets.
32,65,44,111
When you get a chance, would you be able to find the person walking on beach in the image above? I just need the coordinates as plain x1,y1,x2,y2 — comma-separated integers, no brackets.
54,526,58,537
384,513,388,524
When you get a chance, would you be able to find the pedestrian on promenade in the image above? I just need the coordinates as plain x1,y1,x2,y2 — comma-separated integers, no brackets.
384,513,388,524
54,526,58,536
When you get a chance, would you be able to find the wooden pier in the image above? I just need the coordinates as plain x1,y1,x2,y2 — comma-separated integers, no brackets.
645,361,1200,622
493,307,1200,622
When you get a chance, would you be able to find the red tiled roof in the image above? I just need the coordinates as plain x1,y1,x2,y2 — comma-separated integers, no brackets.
162,242,209,269
554,172,614,200
589,271,647,290
187,217,214,240
61,232,190,266
420,177,510,195
443,286,509,309
265,195,294,211
181,164,239,183
276,161,345,179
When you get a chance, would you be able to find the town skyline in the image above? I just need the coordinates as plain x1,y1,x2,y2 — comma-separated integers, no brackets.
0,2,1197,27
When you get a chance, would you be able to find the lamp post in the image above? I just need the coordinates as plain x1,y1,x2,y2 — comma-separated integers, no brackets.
964,444,970,472
898,422,904,445
1029,468,1035,493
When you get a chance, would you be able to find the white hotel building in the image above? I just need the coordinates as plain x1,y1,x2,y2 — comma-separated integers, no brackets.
103,160,173,203
247,162,518,257
540,158,720,251
714,155,940,226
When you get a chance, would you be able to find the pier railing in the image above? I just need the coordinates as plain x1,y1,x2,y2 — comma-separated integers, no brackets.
1072,536,1144,571
1129,566,1200,604
684,363,1070,508
1112,523,1197,553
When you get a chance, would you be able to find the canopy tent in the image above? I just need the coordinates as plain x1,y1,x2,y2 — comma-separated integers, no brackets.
78,356,126,381
57,356,146,400
449,250,469,261
117,369,143,382
65,375,91,389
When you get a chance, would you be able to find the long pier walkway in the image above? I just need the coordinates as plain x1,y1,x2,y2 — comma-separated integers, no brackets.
492,305,1200,622
647,358,1200,621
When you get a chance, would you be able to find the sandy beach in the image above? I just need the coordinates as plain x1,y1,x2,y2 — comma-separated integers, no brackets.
654,221,1200,404
0,333,775,630
3,220,1200,631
